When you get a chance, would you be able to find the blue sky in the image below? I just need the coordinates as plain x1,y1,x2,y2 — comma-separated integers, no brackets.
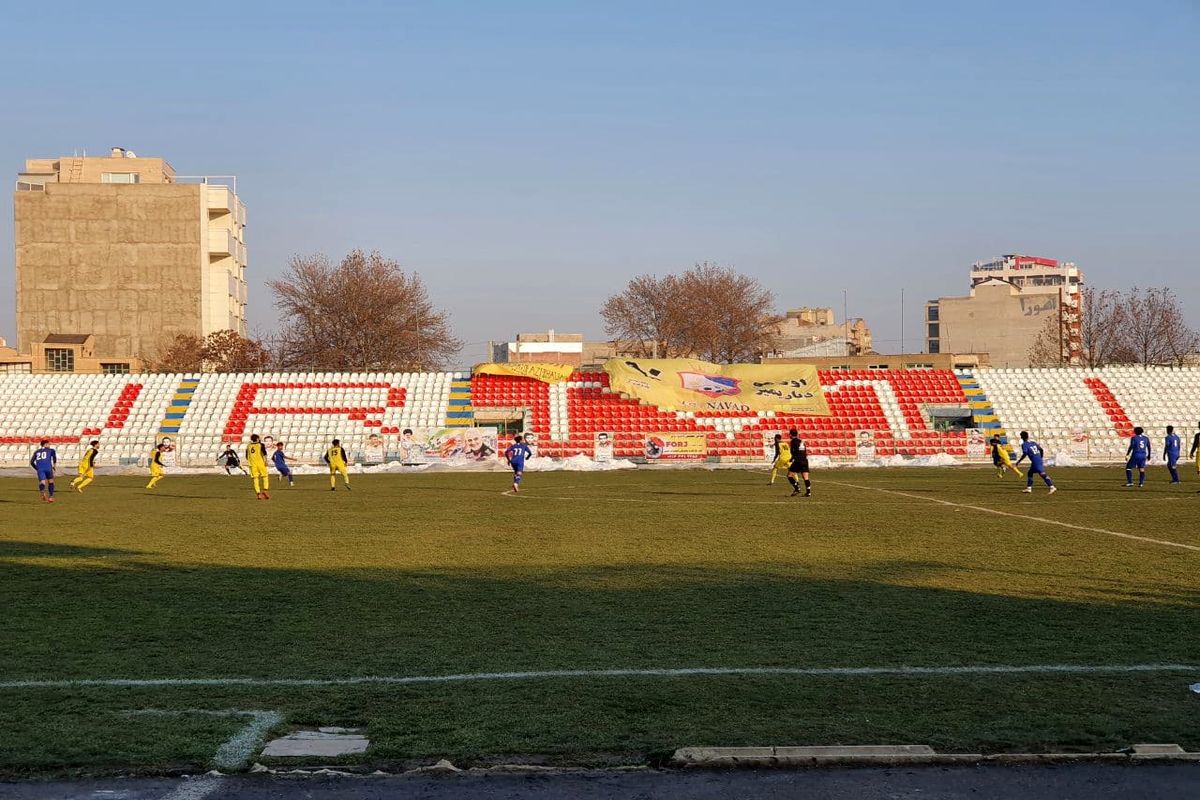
3,1,1197,363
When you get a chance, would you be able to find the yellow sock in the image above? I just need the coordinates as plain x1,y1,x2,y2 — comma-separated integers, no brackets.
77,477,92,490
252,476,261,494
330,473,336,488
262,475,269,491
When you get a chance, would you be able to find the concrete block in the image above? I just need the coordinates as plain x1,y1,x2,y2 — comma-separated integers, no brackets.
1129,743,1185,755
261,731,369,758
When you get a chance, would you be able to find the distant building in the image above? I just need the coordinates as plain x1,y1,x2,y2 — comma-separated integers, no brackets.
0,333,144,374
926,255,1082,367
765,307,873,359
490,331,619,367
14,148,248,361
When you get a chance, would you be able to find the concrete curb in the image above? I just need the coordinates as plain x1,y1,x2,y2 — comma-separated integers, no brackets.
671,744,1200,768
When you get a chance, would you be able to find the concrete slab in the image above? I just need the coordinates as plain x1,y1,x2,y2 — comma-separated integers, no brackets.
261,731,369,758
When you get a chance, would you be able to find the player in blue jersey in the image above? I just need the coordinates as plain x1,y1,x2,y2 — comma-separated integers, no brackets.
272,442,295,487
504,434,533,493
30,439,58,503
1124,426,1152,487
1015,431,1056,494
1163,425,1182,484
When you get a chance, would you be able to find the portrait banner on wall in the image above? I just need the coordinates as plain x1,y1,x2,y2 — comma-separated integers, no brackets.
966,429,988,460
392,427,499,463
594,431,614,462
604,359,829,415
1070,427,1089,459
855,430,877,462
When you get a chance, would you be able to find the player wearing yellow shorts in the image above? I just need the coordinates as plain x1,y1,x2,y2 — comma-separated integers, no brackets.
1191,426,1200,476
71,439,100,492
246,433,271,500
146,443,166,489
768,433,790,485
324,438,351,491
990,435,1022,477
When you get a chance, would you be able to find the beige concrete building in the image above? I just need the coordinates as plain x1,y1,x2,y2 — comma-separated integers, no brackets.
926,255,1083,368
765,307,873,358
0,334,145,374
14,148,247,361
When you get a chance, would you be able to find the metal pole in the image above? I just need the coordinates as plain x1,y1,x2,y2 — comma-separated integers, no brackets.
843,289,849,356
900,287,905,354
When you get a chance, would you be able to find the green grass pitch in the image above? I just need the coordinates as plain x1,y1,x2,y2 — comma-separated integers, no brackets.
1,466,1197,775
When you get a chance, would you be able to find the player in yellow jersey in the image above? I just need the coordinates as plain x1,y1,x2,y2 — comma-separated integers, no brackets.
768,433,790,485
146,443,166,489
323,438,351,491
990,435,1022,478
71,439,100,492
245,433,271,500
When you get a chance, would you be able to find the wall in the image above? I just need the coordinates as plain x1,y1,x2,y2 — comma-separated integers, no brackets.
936,282,1058,368
15,182,203,359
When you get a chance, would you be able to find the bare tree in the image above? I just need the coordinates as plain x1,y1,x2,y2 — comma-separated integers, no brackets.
269,250,461,371
601,263,778,362
149,330,271,373
1077,287,1127,367
1120,287,1179,366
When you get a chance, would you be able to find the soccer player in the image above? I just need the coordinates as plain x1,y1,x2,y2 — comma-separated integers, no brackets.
246,433,271,500
769,433,790,485
71,439,100,493
219,445,247,476
30,439,58,503
989,435,1022,478
1164,425,1182,484
505,433,533,493
146,443,167,490
1190,422,1200,476
1124,426,1152,488
272,442,295,487
786,428,811,497
324,438,351,491
1015,431,1056,494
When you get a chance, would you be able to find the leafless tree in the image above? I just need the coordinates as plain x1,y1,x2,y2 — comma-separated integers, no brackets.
1077,287,1127,367
203,329,272,372
601,263,778,362
1119,287,1181,366
269,250,461,371
149,330,271,373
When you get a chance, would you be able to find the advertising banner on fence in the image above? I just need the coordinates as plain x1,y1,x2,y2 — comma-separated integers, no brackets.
394,427,499,463
604,359,829,415
644,431,708,461
966,429,988,460
474,363,575,383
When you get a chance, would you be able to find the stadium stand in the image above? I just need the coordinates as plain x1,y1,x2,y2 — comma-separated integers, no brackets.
2,366,1199,467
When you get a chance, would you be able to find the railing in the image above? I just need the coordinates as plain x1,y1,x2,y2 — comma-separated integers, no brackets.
174,175,237,194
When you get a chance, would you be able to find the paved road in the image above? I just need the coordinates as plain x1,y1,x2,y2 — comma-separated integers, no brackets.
3,764,1199,800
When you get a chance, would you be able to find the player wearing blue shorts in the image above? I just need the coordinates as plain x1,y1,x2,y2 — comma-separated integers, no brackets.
272,442,295,487
1125,426,1152,487
504,434,533,493
30,439,58,503
1163,426,1182,484
1015,431,1056,494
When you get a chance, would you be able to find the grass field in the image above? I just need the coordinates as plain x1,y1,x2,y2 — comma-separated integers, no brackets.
1,466,1198,776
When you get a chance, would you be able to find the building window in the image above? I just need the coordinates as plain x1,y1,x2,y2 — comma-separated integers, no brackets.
101,172,140,184
927,323,940,338
101,362,130,374
928,340,940,354
46,348,75,372
926,306,939,322
1,362,32,373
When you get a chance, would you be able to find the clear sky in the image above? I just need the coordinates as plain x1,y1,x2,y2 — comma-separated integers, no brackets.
3,1,1197,364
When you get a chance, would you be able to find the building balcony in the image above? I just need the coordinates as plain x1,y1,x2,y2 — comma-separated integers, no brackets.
208,228,235,257
205,185,234,212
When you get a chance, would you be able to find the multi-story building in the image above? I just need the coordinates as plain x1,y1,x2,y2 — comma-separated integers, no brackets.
13,148,247,362
765,307,873,359
926,255,1083,367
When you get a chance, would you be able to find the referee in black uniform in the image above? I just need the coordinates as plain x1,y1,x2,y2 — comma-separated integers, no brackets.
786,428,812,497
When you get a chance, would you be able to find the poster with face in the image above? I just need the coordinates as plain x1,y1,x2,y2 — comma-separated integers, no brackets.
594,431,614,462
855,430,876,462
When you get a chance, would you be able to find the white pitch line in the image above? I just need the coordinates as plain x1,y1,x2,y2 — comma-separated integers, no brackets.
125,709,283,770
1,663,1194,691
828,480,1200,553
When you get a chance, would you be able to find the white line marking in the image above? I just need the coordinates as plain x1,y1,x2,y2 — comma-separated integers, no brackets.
828,480,1200,553
126,709,282,770
158,777,222,800
1,663,1193,690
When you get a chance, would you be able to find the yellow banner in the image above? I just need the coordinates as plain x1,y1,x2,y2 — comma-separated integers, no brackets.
474,363,575,384
644,431,708,460
604,358,830,415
